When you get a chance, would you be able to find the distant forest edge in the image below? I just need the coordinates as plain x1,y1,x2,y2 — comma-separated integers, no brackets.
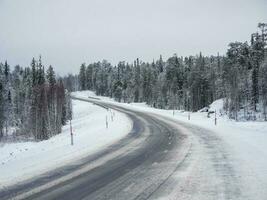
0,23,266,142
0,58,72,141
65,23,267,121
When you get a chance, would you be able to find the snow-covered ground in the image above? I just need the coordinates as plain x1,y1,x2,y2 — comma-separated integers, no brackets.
73,91,267,199
1,90,266,199
0,98,132,189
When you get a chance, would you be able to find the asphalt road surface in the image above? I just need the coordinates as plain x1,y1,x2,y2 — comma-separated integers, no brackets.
0,98,241,200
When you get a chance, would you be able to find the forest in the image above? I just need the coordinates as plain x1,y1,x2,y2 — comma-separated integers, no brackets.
72,23,267,121
0,23,266,142
0,57,72,141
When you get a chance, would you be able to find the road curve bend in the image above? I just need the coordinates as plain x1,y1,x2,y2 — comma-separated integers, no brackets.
0,98,241,200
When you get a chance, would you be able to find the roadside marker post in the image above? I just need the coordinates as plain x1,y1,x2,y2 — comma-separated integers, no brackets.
215,110,217,125
188,112,190,120
70,120,74,145
106,115,108,128
111,111,114,122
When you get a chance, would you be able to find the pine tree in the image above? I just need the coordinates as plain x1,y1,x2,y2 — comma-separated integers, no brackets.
133,59,141,102
31,58,37,86
79,63,86,90
3,61,13,134
0,82,4,139
86,65,93,90
260,58,267,120
46,65,56,86
37,56,46,85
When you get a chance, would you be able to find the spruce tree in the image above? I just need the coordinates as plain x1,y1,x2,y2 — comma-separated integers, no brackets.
0,83,4,138
79,63,86,90
46,65,56,86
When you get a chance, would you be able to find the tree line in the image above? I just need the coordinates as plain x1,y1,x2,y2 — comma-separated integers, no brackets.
75,23,267,121
0,57,72,141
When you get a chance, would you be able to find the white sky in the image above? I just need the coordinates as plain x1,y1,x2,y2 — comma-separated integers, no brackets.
0,0,266,74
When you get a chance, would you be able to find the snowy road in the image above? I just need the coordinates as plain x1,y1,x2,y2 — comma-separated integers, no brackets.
1,98,245,200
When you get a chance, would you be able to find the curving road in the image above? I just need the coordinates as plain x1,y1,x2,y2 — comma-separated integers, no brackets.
0,98,241,200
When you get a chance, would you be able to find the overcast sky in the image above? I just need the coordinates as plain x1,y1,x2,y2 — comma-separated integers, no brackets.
0,0,266,74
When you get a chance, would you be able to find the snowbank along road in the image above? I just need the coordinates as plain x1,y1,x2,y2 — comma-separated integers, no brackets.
0,97,244,200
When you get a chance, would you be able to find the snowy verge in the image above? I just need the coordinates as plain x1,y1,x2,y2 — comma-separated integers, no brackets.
0,98,132,189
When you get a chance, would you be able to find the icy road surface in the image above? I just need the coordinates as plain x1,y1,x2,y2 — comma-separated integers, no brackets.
1,97,254,200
